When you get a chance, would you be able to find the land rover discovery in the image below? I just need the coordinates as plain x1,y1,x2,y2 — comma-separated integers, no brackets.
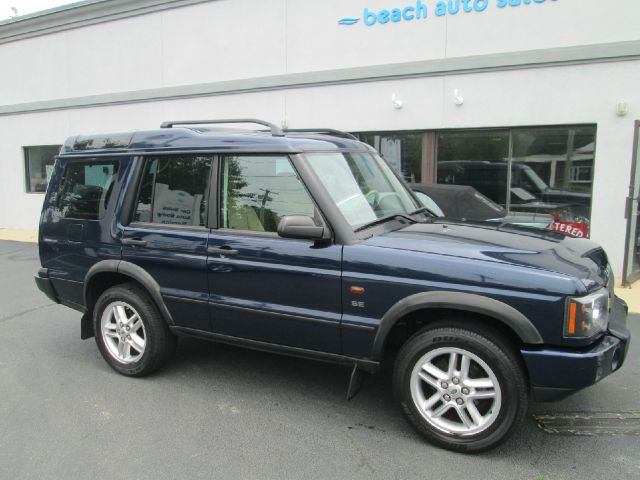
35,119,630,452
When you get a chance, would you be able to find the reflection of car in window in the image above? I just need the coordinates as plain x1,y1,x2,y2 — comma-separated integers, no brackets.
410,183,554,229
437,160,591,223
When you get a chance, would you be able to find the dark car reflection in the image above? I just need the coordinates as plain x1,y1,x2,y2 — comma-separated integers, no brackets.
410,183,555,229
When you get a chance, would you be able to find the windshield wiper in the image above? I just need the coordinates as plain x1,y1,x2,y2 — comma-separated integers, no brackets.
354,214,417,233
410,207,437,217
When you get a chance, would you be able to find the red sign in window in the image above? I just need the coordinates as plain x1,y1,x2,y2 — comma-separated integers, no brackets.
552,222,589,238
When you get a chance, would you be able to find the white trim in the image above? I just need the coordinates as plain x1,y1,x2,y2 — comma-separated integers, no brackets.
1,40,639,117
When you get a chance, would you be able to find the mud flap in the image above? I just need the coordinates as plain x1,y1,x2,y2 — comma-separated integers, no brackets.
346,364,365,401
80,311,94,339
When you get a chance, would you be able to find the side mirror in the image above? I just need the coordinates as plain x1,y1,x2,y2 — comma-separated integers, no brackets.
277,215,327,241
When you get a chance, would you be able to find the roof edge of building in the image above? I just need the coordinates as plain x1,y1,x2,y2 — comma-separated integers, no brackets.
0,0,213,44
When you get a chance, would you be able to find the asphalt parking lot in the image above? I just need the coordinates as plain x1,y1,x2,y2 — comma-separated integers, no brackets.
1,240,639,480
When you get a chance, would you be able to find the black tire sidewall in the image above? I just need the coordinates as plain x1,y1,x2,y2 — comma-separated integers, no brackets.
93,284,174,376
393,326,528,453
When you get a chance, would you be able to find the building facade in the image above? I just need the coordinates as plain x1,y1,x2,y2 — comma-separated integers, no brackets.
1,0,639,281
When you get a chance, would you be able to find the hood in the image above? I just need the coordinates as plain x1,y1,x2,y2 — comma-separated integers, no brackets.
363,220,609,292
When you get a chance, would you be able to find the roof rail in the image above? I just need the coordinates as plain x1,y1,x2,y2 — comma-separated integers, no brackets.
282,129,358,141
160,118,284,137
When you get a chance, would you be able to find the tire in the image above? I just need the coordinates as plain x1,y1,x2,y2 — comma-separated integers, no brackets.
93,282,176,376
393,322,528,453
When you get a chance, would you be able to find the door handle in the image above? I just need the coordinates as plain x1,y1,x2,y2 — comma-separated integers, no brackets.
122,238,147,247
208,246,238,256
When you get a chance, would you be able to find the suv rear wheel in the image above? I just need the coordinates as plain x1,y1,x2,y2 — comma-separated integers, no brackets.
393,323,528,453
94,283,176,376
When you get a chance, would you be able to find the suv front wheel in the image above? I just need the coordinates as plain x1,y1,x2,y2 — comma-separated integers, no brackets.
393,324,528,453
93,283,176,376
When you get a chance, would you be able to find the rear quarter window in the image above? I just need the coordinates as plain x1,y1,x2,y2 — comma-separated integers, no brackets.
56,160,120,220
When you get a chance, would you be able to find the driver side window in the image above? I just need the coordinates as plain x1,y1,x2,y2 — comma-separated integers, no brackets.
220,155,317,233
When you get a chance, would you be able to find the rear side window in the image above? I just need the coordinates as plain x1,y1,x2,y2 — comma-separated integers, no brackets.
133,156,212,227
56,160,120,220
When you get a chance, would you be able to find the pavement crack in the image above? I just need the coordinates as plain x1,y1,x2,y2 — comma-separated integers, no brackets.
0,303,56,324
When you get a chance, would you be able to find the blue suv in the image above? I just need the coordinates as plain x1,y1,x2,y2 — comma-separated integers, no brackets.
35,119,630,452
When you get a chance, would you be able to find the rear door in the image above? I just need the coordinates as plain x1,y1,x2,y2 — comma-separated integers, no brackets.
40,156,125,308
121,155,213,331
207,154,343,352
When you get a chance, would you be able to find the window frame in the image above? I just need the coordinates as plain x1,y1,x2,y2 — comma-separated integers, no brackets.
569,165,593,184
23,144,62,194
127,154,216,231
216,153,329,238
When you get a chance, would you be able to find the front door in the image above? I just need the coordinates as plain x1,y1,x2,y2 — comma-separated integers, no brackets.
207,154,342,353
623,121,640,285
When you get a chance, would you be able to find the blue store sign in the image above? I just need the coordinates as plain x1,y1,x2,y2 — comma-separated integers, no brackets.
339,0,557,27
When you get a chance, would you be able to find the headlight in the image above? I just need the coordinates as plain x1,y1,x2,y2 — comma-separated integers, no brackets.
564,288,610,339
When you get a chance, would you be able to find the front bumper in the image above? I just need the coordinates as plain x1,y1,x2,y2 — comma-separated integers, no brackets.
521,296,630,402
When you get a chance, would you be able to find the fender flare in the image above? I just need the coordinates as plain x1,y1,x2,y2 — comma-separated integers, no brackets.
83,260,174,325
371,291,543,360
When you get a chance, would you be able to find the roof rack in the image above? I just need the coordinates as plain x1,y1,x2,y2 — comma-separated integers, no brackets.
282,129,358,141
160,118,284,137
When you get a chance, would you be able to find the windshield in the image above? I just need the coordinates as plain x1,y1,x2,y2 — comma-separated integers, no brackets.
304,152,421,229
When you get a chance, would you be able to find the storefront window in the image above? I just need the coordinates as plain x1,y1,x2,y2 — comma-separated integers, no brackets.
357,132,423,183
436,131,510,205
511,127,594,236
24,145,61,193
437,126,596,237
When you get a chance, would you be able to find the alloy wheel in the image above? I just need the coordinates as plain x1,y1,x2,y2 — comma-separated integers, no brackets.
409,347,502,436
100,301,146,364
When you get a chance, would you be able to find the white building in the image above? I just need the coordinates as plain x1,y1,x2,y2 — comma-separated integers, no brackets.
0,0,639,282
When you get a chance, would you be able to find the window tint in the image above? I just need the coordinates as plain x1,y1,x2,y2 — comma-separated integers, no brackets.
220,155,316,233
24,145,61,193
57,160,120,220
133,156,211,227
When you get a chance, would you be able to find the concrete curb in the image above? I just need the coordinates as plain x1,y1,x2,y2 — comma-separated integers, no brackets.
616,283,640,315
0,229,38,243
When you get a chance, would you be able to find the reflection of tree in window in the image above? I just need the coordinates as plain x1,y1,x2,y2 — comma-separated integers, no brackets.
223,157,254,229
223,156,315,232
